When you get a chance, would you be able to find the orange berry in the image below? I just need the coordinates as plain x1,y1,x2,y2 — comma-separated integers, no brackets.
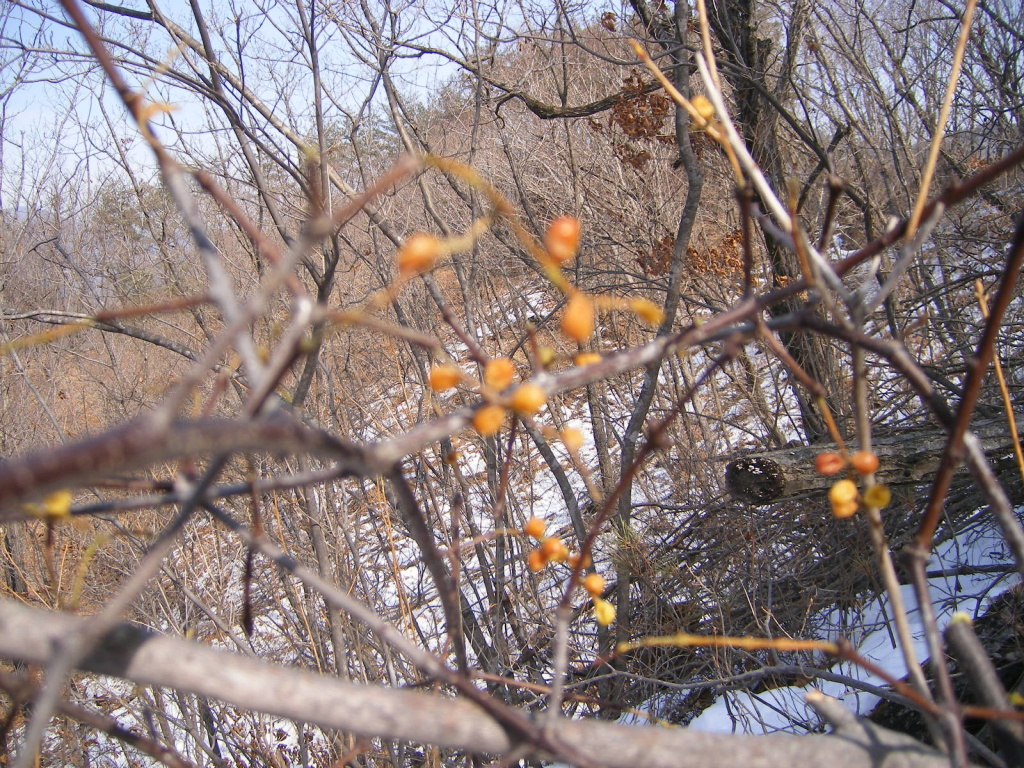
561,293,595,342
594,598,616,626
561,427,584,452
568,552,592,569
541,536,568,563
473,405,506,437
545,216,581,263
511,383,546,415
527,548,547,572
573,352,602,367
523,517,546,539
815,452,845,476
850,451,880,475
397,233,440,274
582,573,605,597
863,484,892,508
540,536,562,558
832,499,859,519
629,297,664,326
691,94,715,122
829,479,859,505
484,357,516,390
429,364,461,392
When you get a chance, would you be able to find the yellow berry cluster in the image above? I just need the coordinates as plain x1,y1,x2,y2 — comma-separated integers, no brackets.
521,516,614,625
410,217,661,441
814,450,890,519
522,517,579,569
545,218,662,342
427,354,548,437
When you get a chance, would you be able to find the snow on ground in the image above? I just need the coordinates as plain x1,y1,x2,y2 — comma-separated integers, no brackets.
680,511,1019,734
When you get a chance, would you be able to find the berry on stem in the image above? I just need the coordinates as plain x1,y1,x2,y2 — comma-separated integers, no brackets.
594,598,616,626
863,484,891,508
473,405,506,437
429,364,461,392
829,479,858,504
691,94,715,122
568,552,592,569
829,478,860,518
484,357,515,390
832,499,859,519
397,233,441,274
629,297,664,326
561,293,595,342
511,383,546,415
527,548,546,572
850,451,880,475
582,573,605,597
561,427,584,452
41,489,73,519
523,517,546,539
545,216,581,263
541,536,569,562
815,452,844,476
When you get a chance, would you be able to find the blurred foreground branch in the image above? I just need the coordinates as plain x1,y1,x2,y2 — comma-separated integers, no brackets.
0,601,962,768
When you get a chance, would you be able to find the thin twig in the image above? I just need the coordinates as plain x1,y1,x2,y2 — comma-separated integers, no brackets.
903,546,967,764
905,0,978,241
915,206,1024,550
386,467,469,673
0,669,196,768
202,502,599,768
975,280,1024,486
945,614,1024,763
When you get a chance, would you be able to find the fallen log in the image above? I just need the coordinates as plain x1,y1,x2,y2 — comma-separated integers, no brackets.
724,416,1023,505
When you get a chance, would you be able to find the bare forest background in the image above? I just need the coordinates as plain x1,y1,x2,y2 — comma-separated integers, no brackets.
0,0,1022,766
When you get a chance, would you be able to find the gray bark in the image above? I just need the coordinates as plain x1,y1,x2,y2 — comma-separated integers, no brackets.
0,600,967,768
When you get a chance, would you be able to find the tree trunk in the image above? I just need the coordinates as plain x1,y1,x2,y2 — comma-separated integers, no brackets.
708,0,851,443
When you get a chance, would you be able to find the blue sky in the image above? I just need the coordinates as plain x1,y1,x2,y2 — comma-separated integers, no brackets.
0,0,470,209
